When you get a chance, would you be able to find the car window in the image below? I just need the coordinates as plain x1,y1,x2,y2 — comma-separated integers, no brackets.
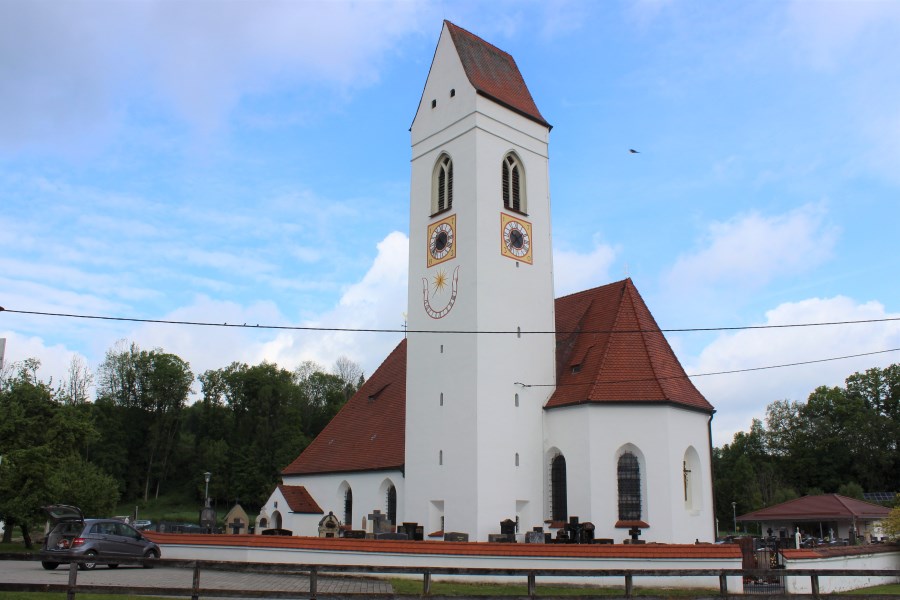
115,522,139,537
90,523,105,534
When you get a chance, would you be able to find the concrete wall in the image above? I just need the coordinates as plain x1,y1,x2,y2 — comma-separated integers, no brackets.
156,538,741,590
783,549,900,594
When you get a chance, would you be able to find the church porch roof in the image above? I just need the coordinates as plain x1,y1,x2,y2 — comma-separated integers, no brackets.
277,485,323,514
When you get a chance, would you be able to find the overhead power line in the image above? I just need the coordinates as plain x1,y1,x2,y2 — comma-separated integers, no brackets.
516,347,900,387
1,306,898,335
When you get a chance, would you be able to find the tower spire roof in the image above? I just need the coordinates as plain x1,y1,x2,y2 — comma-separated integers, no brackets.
444,21,550,129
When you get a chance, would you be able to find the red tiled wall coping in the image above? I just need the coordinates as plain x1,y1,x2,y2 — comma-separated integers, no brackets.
782,544,900,560
144,532,740,560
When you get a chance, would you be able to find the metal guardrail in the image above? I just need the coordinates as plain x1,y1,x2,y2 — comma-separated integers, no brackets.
1,553,899,600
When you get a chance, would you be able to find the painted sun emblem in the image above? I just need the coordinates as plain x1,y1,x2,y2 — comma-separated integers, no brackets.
433,269,449,293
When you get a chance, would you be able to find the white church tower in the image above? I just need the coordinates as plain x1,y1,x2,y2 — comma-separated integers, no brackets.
404,21,556,540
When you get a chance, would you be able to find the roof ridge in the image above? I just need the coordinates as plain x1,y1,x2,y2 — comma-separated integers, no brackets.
444,20,514,63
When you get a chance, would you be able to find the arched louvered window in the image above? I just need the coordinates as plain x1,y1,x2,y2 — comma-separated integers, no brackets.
344,487,353,527
432,154,453,214
386,485,397,524
617,452,641,520
550,454,568,522
502,153,526,213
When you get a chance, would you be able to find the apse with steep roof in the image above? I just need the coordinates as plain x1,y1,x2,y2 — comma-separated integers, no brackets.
548,279,714,413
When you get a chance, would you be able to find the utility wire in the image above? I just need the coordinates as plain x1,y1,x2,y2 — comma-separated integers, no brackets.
1,306,898,336
515,347,900,387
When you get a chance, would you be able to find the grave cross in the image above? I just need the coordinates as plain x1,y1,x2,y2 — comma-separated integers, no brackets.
628,526,642,543
229,518,244,534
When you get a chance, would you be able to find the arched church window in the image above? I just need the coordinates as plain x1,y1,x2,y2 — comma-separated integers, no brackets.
344,487,353,527
550,454,568,522
386,485,397,524
432,154,453,214
502,153,526,213
617,452,641,521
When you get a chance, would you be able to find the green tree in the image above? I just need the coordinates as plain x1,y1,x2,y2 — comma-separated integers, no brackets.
0,359,115,548
95,341,193,501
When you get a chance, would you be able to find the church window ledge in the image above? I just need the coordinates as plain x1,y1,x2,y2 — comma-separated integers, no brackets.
614,520,650,529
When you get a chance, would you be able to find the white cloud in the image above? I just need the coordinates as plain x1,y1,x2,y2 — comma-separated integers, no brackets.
257,231,409,377
784,1,900,71
0,0,430,149
689,296,900,446
553,237,618,297
667,203,836,290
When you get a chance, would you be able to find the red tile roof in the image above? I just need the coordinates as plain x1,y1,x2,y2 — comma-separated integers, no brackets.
782,544,900,560
146,532,741,560
444,21,550,129
738,494,891,522
278,484,323,514
281,340,407,476
283,280,711,476
547,279,713,412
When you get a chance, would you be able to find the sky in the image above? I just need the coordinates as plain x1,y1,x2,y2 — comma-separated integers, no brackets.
2,0,899,446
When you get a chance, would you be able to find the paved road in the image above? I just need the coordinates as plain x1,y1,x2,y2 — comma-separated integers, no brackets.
0,559,394,596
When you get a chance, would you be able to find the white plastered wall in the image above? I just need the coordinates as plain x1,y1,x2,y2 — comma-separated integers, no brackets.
543,403,715,543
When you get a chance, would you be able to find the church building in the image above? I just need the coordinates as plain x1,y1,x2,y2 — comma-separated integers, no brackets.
260,21,716,544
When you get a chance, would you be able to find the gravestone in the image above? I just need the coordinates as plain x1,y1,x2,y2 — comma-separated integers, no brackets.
224,503,250,535
343,529,367,539
368,510,392,534
400,522,419,540
318,512,341,538
580,521,595,544
488,533,515,543
524,530,545,544
444,531,469,542
199,507,217,533
500,519,516,536
376,532,408,540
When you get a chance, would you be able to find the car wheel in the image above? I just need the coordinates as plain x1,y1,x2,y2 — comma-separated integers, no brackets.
79,551,97,571
41,561,59,570
142,549,158,568
107,563,119,569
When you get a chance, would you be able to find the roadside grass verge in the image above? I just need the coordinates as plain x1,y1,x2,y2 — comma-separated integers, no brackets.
0,595,170,600
845,583,900,594
388,578,717,596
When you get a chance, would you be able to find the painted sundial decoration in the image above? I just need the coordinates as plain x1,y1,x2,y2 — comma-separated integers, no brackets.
500,213,533,264
427,214,456,268
423,213,459,319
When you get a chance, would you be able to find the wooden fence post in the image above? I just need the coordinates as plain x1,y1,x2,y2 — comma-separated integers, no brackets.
309,566,318,600
527,572,536,597
423,570,432,596
66,561,78,600
810,574,820,599
191,562,200,600
624,574,633,598
719,573,728,596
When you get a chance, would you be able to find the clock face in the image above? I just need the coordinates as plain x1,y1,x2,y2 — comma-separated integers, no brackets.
427,214,456,267
500,213,533,264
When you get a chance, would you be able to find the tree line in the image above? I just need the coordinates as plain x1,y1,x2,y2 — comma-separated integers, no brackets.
714,363,900,530
0,340,363,547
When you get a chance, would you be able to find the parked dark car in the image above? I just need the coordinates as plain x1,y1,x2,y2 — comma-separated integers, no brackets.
39,505,161,570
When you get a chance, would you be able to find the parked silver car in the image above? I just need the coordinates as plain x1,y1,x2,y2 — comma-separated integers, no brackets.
39,505,160,570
